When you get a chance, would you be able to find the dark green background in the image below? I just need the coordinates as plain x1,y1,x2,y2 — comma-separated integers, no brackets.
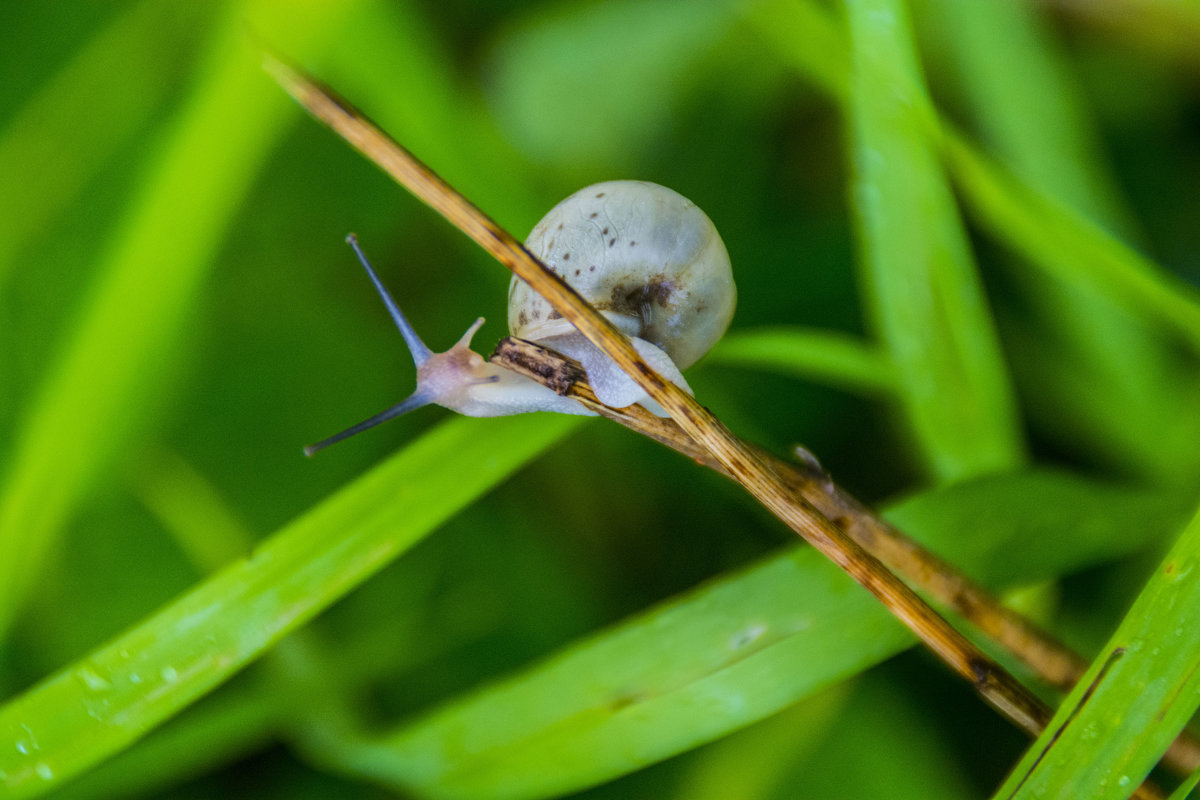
2,1,1199,797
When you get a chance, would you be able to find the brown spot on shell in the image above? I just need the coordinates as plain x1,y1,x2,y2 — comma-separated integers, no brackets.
562,252,571,261
608,277,676,315
589,265,596,272
645,281,674,307
601,227,609,235
595,192,606,198
589,212,598,218
517,310,529,327
630,241,637,247
608,238,616,247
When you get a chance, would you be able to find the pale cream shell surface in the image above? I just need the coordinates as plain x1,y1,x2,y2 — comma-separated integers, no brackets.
508,180,736,371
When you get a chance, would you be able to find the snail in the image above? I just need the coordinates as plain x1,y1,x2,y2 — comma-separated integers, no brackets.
305,180,736,455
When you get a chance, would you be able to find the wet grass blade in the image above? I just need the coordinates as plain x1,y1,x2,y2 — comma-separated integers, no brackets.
0,413,580,798
995,499,1200,799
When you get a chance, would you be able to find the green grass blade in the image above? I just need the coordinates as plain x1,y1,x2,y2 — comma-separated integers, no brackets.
942,132,1200,349
925,0,1200,481
756,0,1200,356
753,0,1200,481
0,413,580,798
1168,765,1200,800
46,685,277,800
843,0,1024,482
995,499,1200,799
751,0,1200,352
943,133,1200,480
328,471,1184,800
923,0,1135,236
0,0,350,639
0,1,209,282
363,547,909,800
705,327,894,396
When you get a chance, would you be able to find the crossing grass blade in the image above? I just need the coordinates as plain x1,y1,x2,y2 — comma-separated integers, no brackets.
706,327,894,396
842,0,1025,482
922,0,1200,484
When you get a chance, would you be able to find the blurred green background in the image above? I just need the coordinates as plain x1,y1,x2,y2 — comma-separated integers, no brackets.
2,0,1200,798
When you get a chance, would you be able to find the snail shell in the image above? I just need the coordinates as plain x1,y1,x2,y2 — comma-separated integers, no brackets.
509,180,736,410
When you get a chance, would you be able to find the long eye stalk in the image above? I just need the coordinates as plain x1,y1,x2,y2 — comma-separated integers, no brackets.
303,391,431,457
304,235,438,456
346,233,432,367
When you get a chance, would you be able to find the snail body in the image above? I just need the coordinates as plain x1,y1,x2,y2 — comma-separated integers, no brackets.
306,181,736,455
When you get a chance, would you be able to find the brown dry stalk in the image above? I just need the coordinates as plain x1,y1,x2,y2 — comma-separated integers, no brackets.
264,56,1184,794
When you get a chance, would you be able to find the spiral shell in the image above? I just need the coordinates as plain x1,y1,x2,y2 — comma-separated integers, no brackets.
508,180,735,372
